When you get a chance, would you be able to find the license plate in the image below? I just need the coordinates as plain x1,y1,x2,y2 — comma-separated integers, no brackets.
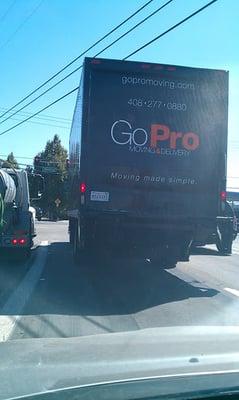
90,191,109,202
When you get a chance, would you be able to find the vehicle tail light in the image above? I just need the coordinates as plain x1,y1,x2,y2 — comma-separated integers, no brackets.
80,183,86,193
220,191,227,201
11,238,27,245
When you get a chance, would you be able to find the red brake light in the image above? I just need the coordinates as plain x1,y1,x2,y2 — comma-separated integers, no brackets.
19,238,26,245
11,239,18,245
80,183,86,193
220,191,227,201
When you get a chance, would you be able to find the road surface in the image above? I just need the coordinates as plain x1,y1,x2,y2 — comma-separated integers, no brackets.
0,221,239,341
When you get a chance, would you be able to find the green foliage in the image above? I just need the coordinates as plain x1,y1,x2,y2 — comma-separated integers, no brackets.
2,152,19,169
34,135,68,217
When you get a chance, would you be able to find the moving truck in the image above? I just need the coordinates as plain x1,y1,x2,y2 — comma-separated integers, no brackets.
68,57,229,264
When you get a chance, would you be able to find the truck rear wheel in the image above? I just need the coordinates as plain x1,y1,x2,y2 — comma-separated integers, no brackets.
150,245,177,268
216,237,232,255
69,221,74,245
216,227,232,255
73,225,88,264
151,240,191,267
73,225,80,262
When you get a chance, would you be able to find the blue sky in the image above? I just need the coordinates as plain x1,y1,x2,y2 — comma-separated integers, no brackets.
0,0,238,189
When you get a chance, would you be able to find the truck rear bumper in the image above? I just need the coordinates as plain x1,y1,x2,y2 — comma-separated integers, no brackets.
77,212,200,249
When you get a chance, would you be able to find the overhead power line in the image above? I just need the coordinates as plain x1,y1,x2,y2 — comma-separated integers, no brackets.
0,87,79,136
0,155,65,165
0,107,71,127
0,0,154,119
124,0,219,59
0,66,83,126
0,0,172,125
93,0,173,59
0,154,34,160
0,0,17,24
0,0,44,52
7,116,70,130
0,0,220,137
0,107,71,123
0,107,71,126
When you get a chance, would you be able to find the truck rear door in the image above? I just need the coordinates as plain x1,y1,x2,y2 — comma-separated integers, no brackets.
83,58,228,221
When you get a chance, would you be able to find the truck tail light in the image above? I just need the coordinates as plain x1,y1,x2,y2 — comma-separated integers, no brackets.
80,183,86,193
220,191,227,201
11,238,27,245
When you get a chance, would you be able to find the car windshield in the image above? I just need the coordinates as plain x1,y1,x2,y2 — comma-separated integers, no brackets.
0,1,239,400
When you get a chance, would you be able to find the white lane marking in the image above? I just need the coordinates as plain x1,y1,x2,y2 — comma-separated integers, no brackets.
206,244,239,256
224,287,239,297
0,241,48,342
232,241,239,255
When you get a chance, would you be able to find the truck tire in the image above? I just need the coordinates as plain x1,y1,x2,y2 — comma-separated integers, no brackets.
151,242,191,267
73,225,88,264
216,225,233,255
216,237,232,255
73,225,80,261
69,220,74,245
150,245,177,268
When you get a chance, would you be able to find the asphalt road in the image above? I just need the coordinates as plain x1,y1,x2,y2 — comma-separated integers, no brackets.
0,221,239,341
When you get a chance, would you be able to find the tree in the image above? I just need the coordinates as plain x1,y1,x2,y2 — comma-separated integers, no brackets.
34,135,68,218
2,152,19,168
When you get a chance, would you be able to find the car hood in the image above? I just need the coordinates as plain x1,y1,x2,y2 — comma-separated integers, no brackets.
1,326,239,399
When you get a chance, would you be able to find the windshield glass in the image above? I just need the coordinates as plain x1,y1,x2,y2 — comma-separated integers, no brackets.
0,1,239,400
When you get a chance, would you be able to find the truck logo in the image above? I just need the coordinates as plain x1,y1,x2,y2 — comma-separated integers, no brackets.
111,120,199,152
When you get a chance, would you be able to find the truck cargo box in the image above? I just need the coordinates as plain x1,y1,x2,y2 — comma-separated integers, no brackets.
68,57,228,262
70,58,228,221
